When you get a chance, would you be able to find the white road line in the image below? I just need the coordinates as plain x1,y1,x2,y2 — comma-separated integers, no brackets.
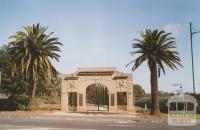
0,124,10,127
6,127,57,130
7,128,96,130
0,116,10,119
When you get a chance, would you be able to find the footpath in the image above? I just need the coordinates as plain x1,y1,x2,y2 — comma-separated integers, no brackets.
0,111,168,123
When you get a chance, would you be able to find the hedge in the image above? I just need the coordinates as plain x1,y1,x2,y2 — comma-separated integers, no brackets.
135,97,168,113
135,96,200,114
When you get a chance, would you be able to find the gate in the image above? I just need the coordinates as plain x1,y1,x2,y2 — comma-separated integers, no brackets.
117,92,127,110
68,92,77,111
86,83,109,111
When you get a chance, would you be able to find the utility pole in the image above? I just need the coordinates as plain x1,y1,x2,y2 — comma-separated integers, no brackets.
0,71,2,87
190,22,200,94
0,71,1,87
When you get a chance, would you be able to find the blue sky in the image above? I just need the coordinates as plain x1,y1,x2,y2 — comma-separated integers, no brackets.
0,0,200,93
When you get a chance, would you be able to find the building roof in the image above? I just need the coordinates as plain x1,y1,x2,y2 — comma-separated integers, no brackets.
60,67,130,80
77,67,116,73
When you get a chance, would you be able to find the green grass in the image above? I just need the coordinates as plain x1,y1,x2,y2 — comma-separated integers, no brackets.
196,114,200,119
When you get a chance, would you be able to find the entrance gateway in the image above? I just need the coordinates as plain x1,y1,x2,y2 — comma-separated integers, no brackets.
60,67,135,112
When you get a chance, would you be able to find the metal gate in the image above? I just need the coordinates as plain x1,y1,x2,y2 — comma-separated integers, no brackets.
86,83,109,111
117,92,127,110
68,92,77,111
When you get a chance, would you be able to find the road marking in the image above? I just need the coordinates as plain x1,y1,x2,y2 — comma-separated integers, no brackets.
0,124,10,127
74,122,157,129
0,116,10,119
6,128,57,130
7,128,96,130
114,121,129,123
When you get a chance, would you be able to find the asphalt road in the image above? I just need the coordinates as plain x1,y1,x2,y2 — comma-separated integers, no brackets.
0,116,199,130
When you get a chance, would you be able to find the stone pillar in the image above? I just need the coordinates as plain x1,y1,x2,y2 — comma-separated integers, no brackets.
114,91,118,111
126,73,135,112
77,93,80,111
61,80,68,111
109,92,117,112
83,90,87,111
77,92,86,112
127,91,134,111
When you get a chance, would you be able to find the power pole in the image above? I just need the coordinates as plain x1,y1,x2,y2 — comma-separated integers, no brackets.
190,22,200,94
0,71,1,87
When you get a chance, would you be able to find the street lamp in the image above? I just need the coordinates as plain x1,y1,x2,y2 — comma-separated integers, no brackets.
190,22,200,94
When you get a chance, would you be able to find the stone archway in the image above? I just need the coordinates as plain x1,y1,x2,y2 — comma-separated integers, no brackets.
86,83,109,111
60,67,135,112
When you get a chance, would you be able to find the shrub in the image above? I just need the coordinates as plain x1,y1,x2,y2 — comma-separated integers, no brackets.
0,94,28,111
0,98,17,111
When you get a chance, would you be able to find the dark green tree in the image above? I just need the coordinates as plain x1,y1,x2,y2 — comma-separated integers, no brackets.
0,45,29,95
127,29,182,115
133,84,145,98
8,23,62,110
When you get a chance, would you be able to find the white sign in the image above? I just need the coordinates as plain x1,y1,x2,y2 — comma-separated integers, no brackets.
167,94,197,126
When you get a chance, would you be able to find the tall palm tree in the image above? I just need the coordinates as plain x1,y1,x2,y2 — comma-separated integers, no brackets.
8,23,62,110
127,29,182,115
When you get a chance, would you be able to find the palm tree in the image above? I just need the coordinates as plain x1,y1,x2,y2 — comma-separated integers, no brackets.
127,29,182,115
8,23,62,110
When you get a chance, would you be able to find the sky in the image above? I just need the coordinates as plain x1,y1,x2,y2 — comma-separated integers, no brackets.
0,0,200,93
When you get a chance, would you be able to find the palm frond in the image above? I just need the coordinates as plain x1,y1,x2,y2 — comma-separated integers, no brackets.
127,29,182,77
8,23,62,83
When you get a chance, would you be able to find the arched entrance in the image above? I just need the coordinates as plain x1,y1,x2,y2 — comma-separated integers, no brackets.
86,83,109,111
60,67,135,112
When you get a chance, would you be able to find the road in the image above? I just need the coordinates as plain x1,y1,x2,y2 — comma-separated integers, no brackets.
0,114,199,130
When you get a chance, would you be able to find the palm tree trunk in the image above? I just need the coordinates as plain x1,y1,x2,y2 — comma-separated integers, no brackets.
150,62,160,115
28,78,36,111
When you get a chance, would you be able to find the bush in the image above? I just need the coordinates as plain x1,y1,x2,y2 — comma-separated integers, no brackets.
0,98,17,111
0,94,28,111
